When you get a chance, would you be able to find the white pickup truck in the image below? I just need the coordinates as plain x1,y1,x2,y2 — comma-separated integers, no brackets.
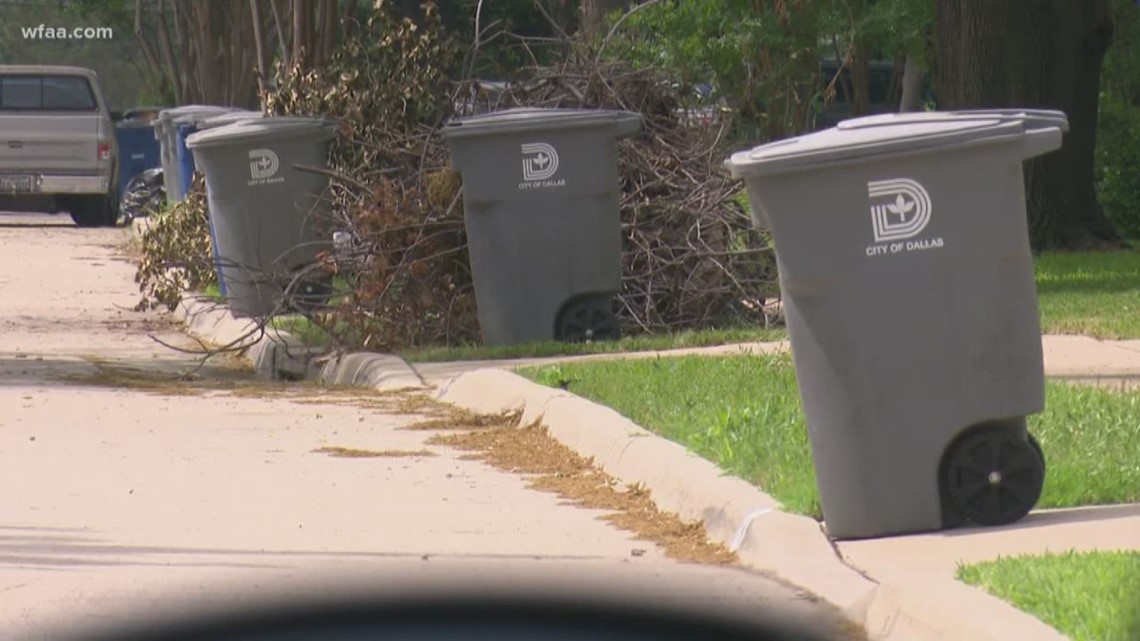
0,65,119,227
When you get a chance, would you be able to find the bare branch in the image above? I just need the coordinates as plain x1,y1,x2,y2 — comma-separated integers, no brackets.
250,0,271,101
133,0,163,73
154,0,184,104
270,0,290,70
341,0,359,40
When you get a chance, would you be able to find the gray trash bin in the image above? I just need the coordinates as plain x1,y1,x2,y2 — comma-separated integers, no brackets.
441,108,642,346
154,105,236,202
726,110,1067,540
186,116,337,318
192,111,265,297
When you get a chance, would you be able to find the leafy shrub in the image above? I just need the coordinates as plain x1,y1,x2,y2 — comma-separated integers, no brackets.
1095,97,1140,241
134,174,216,311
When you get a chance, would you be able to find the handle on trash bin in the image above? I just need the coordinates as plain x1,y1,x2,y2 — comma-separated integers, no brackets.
1018,127,1063,161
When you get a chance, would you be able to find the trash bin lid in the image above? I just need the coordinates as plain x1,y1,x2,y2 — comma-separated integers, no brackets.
727,112,1030,178
173,107,241,125
116,119,156,130
441,107,641,139
185,116,336,149
946,109,1069,133
198,111,266,130
161,105,233,120
845,109,1069,133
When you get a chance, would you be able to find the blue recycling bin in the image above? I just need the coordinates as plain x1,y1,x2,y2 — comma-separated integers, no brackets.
176,122,199,200
162,109,260,293
114,121,162,201
157,106,236,202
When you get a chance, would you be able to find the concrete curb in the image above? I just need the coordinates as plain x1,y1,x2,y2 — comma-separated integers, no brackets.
151,278,1072,640
318,351,426,391
129,219,325,382
158,300,1071,637
173,295,323,381
431,368,1069,641
432,370,875,612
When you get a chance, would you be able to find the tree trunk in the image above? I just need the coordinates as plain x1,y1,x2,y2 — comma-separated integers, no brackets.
292,0,309,68
934,0,1122,251
580,0,626,39
189,1,221,104
154,3,186,103
886,54,905,110
271,0,290,69
250,0,270,102
319,0,338,66
849,43,871,116
899,53,924,112
230,3,259,108
341,0,360,39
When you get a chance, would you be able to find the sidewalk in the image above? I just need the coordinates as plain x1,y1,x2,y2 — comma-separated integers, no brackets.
410,334,1140,389
838,503,1140,578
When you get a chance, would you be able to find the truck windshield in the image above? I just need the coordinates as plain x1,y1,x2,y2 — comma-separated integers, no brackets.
0,75,97,111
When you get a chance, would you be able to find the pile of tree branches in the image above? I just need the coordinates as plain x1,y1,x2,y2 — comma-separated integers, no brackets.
237,4,776,350
254,8,777,350
263,3,478,350
477,57,778,333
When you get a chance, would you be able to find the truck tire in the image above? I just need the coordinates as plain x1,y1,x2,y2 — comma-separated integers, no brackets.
70,194,119,228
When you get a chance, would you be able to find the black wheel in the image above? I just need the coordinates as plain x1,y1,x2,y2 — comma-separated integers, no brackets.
287,275,334,313
1027,432,1046,477
70,194,119,228
104,190,122,226
943,426,1045,527
556,297,620,343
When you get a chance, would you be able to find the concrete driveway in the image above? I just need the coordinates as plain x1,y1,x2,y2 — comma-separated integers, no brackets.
0,213,858,639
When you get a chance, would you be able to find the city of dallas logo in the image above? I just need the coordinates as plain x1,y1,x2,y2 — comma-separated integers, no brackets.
247,148,284,186
519,142,565,190
865,178,944,257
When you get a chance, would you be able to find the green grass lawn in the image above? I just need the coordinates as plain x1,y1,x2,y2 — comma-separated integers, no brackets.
271,315,338,346
958,550,1140,641
257,318,783,362
1036,249,1140,339
401,327,785,363
519,354,1140,518
194,296,343,347
203,282,224,302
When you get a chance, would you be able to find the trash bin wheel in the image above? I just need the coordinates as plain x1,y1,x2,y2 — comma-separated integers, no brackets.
1027,432,1046,477
286,274,335,314
943,426,1045,527
556,296,620,343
